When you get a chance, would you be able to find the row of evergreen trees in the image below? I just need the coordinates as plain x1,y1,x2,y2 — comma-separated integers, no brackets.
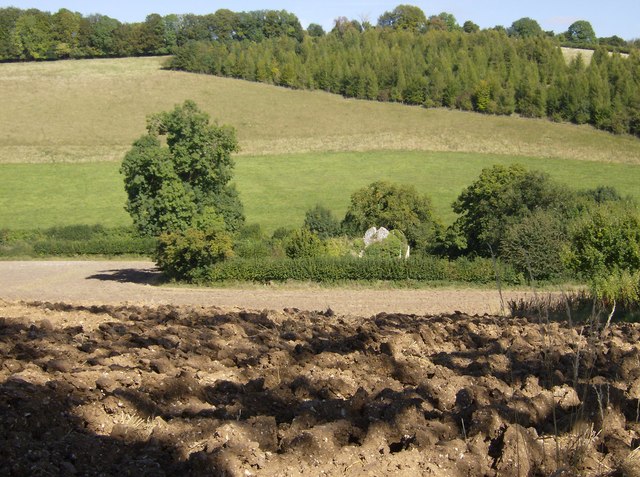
169,29,640,137
3,6,639,137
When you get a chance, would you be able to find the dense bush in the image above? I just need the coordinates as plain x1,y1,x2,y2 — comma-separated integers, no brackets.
452,164,573,256
578,185,623,204
565,201,640,308
284,228,325,259
198,255,519,284
156,224,234,281
304,204,342,238
565,201,640,278
342,181,441,252
43,224,108,241
324,236,355,257
500,210,569,281
364,230,408,260
233,224,272,259
33,236,156,256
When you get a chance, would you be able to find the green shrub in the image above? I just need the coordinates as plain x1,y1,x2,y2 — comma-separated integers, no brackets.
271,227,293,240
364,230,408,260
43,224,107,241
237,223,266,240
304,204,342,238
566,201,640,307
234,238,272,259
342,181,441,251
284,228,325,259
199,255,519,284
33,236,156,256
324,236,355,257
156,225,234,280
233,223,273,259
1,225,156,257
0,229,11,245
452,164,574,256
500,210,569,281
578,185,623,204
565,201,640,278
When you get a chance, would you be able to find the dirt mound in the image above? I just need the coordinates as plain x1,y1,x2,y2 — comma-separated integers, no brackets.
1,300,640,476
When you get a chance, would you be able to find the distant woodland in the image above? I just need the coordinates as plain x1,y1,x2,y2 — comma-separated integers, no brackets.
2,5,639,136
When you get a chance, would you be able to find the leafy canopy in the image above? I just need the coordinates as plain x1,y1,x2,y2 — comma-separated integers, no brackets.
342,180,440,251
452,164,572,256
508,17,543,38
156,210,234,281
377,5,427,32
304,204,341,239
566,201,640,278
500,209,568,281
565,201,640,305
566,20,596,44
121,100,244,236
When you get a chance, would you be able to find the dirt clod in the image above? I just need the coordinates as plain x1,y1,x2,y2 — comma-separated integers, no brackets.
0,300,638,476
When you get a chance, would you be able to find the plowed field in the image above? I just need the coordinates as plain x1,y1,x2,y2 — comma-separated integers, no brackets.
2,300,640,476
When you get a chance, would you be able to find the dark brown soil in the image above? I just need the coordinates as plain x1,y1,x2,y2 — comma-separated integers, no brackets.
1,300,640,476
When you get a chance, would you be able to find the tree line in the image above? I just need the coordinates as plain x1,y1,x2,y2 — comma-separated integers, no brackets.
168,26,640,137
2,5,639,137
1,5,635,61
0,7,303,60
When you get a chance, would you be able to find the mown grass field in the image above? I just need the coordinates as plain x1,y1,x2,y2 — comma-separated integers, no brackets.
1,56,639,232
2,151,640,232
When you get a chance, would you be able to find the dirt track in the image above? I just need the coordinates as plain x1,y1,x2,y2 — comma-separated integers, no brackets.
0,261,540,316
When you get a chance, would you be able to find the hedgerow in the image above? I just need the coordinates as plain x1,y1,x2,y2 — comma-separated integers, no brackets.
0,225,155,257
197,255,519,285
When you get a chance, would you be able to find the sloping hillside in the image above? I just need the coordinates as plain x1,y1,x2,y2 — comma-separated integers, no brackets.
1,56,639,164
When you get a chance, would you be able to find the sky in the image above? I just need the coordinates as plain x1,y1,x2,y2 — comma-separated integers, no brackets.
2,1,639,40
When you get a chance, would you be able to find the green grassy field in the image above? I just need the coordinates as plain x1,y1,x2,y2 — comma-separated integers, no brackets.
1,56,639,232
2,151,640,232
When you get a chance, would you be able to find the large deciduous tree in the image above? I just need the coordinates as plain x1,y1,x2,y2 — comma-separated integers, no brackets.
120,100,244,237
377,5,427,32
452,164,572,256
427,12,459,32
508,17,542,38
11,10,53,59
566,20,596,45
